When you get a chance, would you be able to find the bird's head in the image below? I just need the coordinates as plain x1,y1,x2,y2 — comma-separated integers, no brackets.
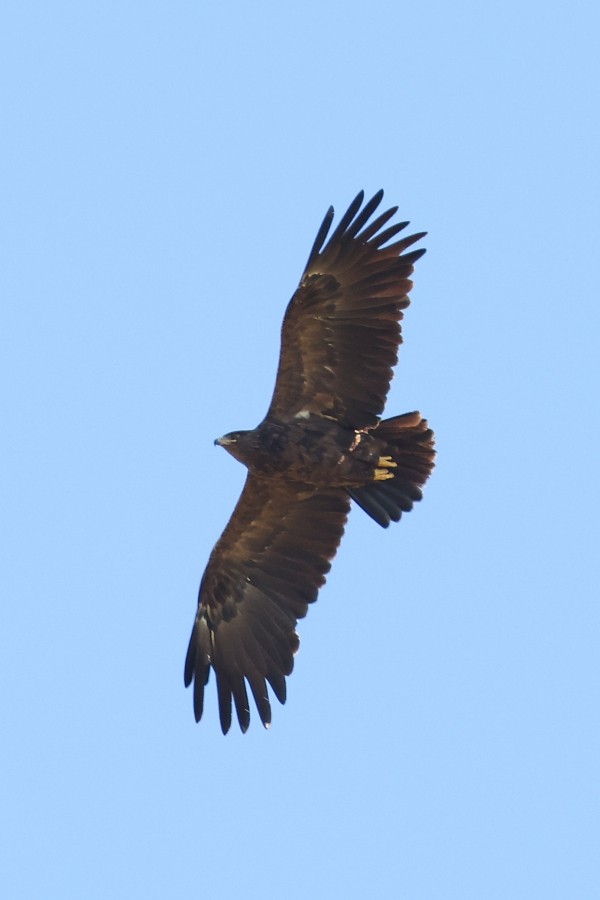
214,430,253,464
214,432,237,448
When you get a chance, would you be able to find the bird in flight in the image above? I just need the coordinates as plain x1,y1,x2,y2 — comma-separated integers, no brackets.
184,190,435,733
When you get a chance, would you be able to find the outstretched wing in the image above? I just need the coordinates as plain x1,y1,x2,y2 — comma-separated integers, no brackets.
184,476,350,733
266,190,426,429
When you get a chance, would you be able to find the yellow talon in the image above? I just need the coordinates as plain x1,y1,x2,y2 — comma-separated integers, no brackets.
378,455,397,468
374,468,395,481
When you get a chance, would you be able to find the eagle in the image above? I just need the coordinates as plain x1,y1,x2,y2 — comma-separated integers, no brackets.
184,190,435,733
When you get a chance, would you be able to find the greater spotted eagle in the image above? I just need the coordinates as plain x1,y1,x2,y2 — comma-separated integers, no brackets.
184,190,435,733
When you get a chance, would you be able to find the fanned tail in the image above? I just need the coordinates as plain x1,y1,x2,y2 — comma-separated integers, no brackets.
348,412,435,528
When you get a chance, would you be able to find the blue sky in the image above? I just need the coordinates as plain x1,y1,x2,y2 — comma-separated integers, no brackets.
2,2,599,897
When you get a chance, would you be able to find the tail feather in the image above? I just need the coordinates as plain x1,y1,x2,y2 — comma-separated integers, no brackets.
348,411,435,527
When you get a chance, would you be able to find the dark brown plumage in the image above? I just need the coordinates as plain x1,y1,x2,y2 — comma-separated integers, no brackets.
184,190,435,733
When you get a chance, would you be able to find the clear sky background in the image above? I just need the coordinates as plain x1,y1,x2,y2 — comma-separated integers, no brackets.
2,2,599,898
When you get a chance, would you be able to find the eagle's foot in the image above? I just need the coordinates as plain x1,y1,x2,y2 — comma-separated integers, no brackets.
377,455,397,468
374,467,395,481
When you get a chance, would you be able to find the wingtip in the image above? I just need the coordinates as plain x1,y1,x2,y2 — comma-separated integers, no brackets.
402,247,427,263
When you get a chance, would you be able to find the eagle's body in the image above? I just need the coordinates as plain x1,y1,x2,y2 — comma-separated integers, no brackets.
185,190,435,733
217,412,431,492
